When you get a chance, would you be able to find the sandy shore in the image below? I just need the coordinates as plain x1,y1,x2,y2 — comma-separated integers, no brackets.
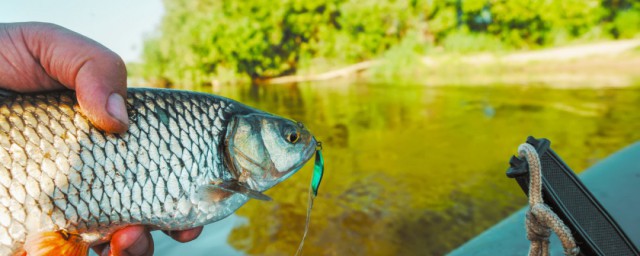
267,39,640,88
417,39,640,88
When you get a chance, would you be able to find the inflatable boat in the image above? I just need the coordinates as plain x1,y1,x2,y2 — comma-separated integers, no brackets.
449,137,640,255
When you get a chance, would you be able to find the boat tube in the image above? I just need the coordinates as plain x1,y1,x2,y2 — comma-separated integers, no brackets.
449,140,640,255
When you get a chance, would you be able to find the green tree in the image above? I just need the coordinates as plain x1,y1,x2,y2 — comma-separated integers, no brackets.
487,0,603,47
137,0,640,86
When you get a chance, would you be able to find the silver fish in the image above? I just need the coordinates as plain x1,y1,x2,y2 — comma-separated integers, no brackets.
0,88,316,255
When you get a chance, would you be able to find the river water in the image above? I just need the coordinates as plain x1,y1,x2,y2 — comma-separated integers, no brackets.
151,82,640,255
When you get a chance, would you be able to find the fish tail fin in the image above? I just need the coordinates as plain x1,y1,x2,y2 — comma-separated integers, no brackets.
24,230,89,256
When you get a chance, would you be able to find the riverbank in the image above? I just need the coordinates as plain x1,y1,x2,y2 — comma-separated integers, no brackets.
266,39,640,88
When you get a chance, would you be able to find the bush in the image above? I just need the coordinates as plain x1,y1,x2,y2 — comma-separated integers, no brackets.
369,32,430,84
614,10,640,38
442,29,509,53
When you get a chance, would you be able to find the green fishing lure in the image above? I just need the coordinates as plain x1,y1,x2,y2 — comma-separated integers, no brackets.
295,141,325,256
311,142,324,196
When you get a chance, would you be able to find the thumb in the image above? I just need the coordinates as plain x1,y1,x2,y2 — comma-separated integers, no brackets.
20,22,129,133
74,55,129,133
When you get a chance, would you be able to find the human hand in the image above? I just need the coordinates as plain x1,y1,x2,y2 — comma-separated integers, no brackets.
0,22,203,256
90,226,204,256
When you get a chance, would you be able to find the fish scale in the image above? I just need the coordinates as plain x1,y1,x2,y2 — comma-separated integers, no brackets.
0,88,259,255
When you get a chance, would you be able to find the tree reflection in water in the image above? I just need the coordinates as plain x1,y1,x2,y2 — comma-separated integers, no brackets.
205,83,640,255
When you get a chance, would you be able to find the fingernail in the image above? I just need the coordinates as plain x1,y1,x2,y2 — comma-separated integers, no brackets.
124,232,150,256
107,93,129,126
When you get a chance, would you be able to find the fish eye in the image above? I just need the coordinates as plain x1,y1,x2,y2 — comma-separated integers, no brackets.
286,131,300,144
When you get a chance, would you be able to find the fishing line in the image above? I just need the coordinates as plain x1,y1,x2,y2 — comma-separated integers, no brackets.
295,142,324,256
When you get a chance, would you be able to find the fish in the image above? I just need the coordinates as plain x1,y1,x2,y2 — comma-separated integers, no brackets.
0,88,317,255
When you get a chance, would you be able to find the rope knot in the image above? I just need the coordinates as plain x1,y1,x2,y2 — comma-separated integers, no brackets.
518,143,580,256
526,209,551,242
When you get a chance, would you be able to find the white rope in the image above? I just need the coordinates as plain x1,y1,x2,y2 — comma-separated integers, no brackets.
518,143,580,256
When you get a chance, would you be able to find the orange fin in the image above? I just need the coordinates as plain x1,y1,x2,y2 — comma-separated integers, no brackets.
24,230,89,256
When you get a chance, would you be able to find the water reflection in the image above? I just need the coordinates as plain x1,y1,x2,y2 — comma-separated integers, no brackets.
194,83,640,255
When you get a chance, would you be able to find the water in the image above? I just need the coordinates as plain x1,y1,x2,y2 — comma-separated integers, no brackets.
155,82,640,255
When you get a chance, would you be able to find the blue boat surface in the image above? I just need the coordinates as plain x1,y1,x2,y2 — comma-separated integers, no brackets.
449,141,640,255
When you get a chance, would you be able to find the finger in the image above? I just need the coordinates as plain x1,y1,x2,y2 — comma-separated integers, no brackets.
109,225,154,256
74,57,129,134
162,226,204,243
10,22,129,133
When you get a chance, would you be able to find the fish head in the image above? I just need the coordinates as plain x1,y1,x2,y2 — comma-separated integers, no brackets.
224,113,316,191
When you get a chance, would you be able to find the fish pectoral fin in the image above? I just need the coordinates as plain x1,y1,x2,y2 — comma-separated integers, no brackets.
202,180,272,201
24,230,89,256
199,185,235,202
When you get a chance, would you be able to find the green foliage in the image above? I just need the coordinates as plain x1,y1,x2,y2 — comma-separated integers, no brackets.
614,10,640,38
140,0,436,85
442,29,509,53
486,0,603,47
369,32,430,84
427,3,458,38
136,0,640,85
